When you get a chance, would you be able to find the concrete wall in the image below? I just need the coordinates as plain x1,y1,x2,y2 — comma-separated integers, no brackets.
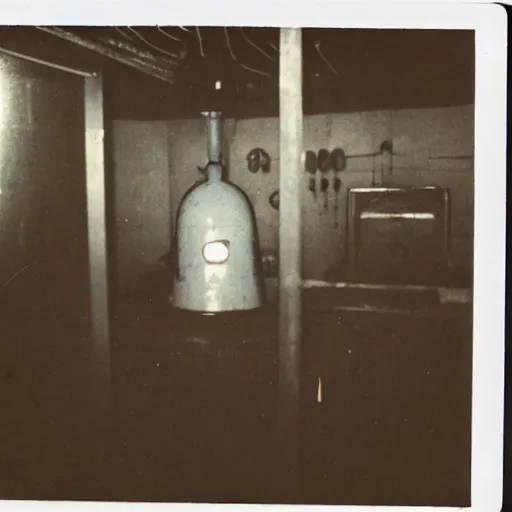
113,105,474,290
112,121,171,292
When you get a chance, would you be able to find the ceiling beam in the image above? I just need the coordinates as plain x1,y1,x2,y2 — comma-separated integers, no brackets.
36,26,176,84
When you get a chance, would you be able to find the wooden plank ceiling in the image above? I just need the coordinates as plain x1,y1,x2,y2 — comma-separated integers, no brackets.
0,26,474,119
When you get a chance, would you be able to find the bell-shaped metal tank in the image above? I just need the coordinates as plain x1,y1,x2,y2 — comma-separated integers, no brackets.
172,111,264,313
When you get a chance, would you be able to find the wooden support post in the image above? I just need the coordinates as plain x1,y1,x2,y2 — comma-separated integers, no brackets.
84,72,111,405
278,27,303,503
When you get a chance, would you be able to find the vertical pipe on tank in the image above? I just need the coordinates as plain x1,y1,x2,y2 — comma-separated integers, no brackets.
203,111,222,162
277,27,303,503
202,111,223,181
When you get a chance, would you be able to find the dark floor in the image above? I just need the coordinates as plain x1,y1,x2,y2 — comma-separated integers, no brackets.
1,288,473,505
301,307,473,506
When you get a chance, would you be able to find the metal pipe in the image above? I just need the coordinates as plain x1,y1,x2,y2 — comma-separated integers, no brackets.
97,35,180,67
84,73,111,405
202,111,223,163
201,111,223,182
277,27,303,503
0,45,93,77
36,26,176,84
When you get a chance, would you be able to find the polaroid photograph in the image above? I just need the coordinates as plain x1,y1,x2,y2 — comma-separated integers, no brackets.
0,1,506,512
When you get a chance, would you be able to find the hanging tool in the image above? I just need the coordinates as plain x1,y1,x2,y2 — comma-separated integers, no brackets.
247,148,260,173
308,176,317,200
305,150,318,204
305,150,317,174
329,148,345,224
318,149,331,211
259,149,271,173
269,189,280,211
330,147,347,172
379,140,394,185
320,177,329,211
317,148,331,172
246,148,271,173
333,176,342,228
